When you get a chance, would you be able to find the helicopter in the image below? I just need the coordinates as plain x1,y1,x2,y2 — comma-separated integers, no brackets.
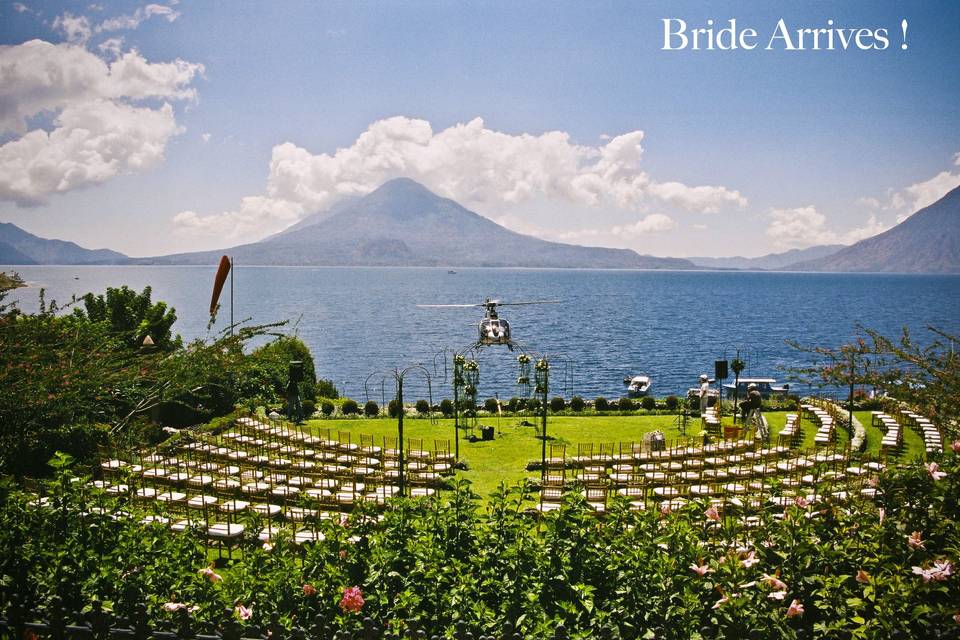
417,298,560,349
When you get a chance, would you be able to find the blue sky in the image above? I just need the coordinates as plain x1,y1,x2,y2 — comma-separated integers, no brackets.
1,0,959,258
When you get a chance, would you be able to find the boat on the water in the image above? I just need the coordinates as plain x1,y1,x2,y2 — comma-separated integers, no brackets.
722,377,789,398
623,374,653,397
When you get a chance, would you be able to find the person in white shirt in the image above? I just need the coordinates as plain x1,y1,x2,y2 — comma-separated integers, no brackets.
699,374,711,414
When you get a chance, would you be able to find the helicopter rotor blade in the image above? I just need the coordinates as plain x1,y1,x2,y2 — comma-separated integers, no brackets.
416,303,484,308
494,300,563,306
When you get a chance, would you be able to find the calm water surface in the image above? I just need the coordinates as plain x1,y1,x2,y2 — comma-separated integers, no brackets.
6,266,960,402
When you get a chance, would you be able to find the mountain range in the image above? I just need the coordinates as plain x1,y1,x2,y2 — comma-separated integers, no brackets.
138,178,695,269
787,184,960,273
688,245,846,270
0,222,127,264
1,179,958,273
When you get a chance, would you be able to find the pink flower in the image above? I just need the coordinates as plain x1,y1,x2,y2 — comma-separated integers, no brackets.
660,503,673,516
867,476,879,488
235,604,253,621
741,550,759,568
339,549,348,560
794,496,809,508
933,559,954,580
164,602,187,612
762,573,788,591
689,562,713,577
768,590,787,600
705,506,721,522
953,612,960,624
199,565,222,583
913,565,937,582
339,586,364,613
786,599,805,618
262,542,273,551
927,462,948,481
855,569,870,584
951,440,960,454
712,595,729,610
302,584,317,597
907,531,926,550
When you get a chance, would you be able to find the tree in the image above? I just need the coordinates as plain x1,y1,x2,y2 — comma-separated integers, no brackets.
570,396,585,412
364,400,380,417
415,399,430,414
594,396,609,412
439,399,454,417
388,399,402,418
664,395,679,411
618,397,634,411
549,396,565,413
484,397,499,413
76,286,180,351
321,400,336,416
341,399,359,415
641,396,656,411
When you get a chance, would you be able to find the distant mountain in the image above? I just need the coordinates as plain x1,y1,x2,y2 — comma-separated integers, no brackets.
141,178,696,269
0,222,128,265
0,240,37,264
263,196,361,241
787,185,960,273
690,245,845,270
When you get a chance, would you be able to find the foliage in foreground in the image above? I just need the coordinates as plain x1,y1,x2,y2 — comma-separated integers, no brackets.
1,451,958,639
0,287,331,476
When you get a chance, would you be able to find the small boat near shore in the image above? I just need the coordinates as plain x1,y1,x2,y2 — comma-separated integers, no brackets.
623,374,652,397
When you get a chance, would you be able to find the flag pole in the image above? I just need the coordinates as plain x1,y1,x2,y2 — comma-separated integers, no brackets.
230,255,234,335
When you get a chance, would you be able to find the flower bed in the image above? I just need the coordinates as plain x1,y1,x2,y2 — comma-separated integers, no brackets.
1,448,958,639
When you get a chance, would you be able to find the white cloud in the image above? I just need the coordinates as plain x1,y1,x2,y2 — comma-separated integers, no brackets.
900,169,960,213
766,206,888,250
841,214,888,244
611,213,677,235
52,13,92,44
97,4,180,32
0,100,180,205
0,39,202,205
13,2,32,13
858,152,960,221
176,116,746,239
766,206,834,249
173,197,304,239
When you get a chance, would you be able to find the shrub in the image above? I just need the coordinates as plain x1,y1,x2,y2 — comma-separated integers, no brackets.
341,399,359,415
526,397,541,413
594,396,609,412
506,397,520,413
439,399,454,417
549,396,565,413
301,398,316,416
387,399,401,418
640,396,656,411
618,397,634,411
570,396,585,412
364,400,380,417
415,399,430,414
664,395,679,411
320,400,335,416
484,397,500,413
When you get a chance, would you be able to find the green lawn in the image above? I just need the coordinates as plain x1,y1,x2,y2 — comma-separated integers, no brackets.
301,411,795,497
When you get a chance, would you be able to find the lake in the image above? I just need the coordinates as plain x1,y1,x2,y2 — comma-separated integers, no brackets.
5,265,960,403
